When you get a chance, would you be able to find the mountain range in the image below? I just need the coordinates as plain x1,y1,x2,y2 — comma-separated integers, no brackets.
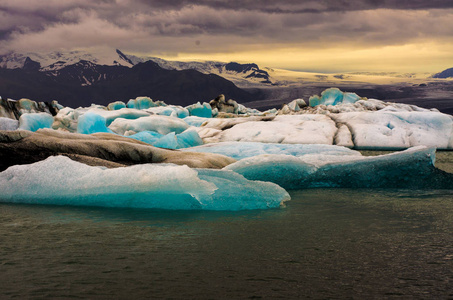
0,49,452,112
0,49,276,107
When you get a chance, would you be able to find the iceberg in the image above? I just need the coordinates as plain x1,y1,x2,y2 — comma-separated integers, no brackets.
186,102,212,118
0,156,290,210
126,97,157,109
108,115,189,136
309,88,362,107
204,115,337,144
225,146,453,189
18,113,54,132
331,111,453,149
0,117,19,131
184,142,360,160
145,105,189,118
107,101,127,110
77,112,114,134
127,129,203,149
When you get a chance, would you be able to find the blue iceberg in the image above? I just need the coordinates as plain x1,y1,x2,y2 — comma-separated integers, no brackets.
225,146,453,189
18,113,54,132
77,112,114,134
186,102,212,118
0,156,290,210
309,88,361,107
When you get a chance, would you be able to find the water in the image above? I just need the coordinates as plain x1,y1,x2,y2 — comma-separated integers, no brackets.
1,188,452,299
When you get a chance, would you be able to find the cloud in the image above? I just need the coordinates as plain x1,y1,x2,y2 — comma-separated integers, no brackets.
0,0,452,71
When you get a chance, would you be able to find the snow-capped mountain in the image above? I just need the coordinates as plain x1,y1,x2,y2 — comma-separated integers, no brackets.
0,49,273,87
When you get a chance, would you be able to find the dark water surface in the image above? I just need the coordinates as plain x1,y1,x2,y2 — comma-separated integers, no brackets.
1,188,453,299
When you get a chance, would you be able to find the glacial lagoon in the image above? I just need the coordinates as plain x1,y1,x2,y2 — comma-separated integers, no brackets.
1,180,452,298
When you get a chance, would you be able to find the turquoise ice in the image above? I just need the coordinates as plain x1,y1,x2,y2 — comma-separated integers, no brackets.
0,156,290,210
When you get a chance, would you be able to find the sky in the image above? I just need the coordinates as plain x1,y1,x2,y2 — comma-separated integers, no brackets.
1,0,453,73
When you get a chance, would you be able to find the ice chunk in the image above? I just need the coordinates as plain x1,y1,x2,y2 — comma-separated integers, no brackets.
184,142,360,160
0,156,289,210
107,101,126,110
127,131,163,144
176,129,203,148
186,102,212,118
18,113,54,132
109,115,189,136
225,146,453,189
309,88,361,107
153,132,178,149
331,111,453,149
77,112,114,134
126,97,157,109
0,117,19,130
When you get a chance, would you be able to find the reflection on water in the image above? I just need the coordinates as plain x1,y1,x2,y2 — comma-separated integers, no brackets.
1,188,452,299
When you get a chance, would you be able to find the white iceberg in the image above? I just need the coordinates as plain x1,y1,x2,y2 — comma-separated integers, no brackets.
108,115,189,136
0,117,19,131
0,156,290,210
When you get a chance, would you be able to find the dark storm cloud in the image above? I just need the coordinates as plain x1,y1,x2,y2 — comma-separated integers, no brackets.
0,0,452,55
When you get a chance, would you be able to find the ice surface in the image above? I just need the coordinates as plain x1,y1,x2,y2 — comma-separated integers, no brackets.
205,115,337,144
109,115,189,136
183,116,209,127
144,105,189,118
77,112,114,134
0,117,19,131
184,142,360,160
18,113,54,132
225,146,452,189
176,130,203,148
331,111,453,149
186,102,212,118
0,156,289,210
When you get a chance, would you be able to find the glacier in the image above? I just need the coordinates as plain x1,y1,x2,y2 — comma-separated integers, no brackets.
0,156,289,210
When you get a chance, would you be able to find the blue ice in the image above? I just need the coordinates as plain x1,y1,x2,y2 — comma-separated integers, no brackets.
128,129,203,149
309,88,361,107
77,112,114,134
186,102,212,118
127,97,157,110
107,101,127,110
184,142,360,160
0,156,290,210
183,116,209,127
18,113,54,132
225,146,450,189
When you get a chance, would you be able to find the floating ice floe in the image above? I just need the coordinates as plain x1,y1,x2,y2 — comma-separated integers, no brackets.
225,146,453,189
0,156,289,210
